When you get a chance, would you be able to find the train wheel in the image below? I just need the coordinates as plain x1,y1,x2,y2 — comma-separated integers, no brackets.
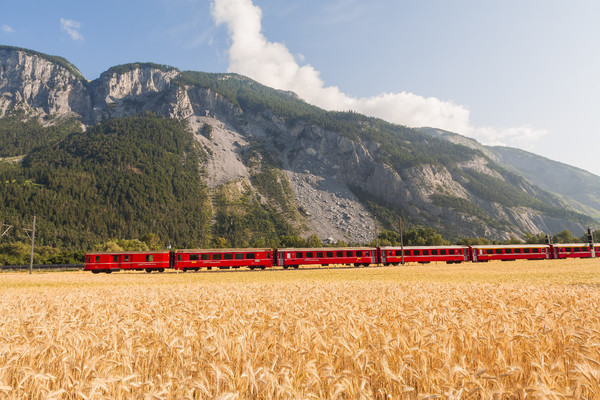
158,268,165,273
106,270,112,274
249,266,255,270
260,266,266,270
293,265,299,269
283,265,289,269
145,269,152,273
92,270,99,274
194,268,200,272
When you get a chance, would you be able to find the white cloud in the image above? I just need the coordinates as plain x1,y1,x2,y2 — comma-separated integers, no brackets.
60,18,83,41
1,24,15,33
211,0,546,148
471,125,548,150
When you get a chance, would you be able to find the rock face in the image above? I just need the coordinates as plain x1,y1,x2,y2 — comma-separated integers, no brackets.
0,46,594,242
0,48,90,118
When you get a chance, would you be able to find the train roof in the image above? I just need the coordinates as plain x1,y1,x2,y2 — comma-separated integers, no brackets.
277,247,376,252
470,244,550,249
552,243,597,247
379,245,468,249
85,250,170,255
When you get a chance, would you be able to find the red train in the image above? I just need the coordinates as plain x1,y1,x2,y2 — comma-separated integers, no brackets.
84,242,599,273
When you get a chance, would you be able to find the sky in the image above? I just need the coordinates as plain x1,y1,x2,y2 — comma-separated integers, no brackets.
1,0,599,175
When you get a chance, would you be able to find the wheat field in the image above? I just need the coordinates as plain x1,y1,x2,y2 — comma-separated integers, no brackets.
1,259,600,399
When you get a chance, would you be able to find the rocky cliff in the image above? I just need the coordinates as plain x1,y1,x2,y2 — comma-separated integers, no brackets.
419,127,600,221
0,46,595,242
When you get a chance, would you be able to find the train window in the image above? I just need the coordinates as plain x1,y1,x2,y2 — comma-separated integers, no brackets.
567,247,572,252
422,250,429,256
356,251,362,257
86,257,90,263
326,252,333,258
113,255,119,262
124,255,129,262
177,254,182,261
201,254,210,260
346,251,353,257
524,249,530,254
306,252,314,258
235,253,244,260
515,249,521,253
336,251,343,257
224,253,233,260
297,252,303,258
190,254,199,261
414,250,420,256
213,254,222,260
494,249,501,254
245,253,255,259
431,250,437,255
394,251,400,256
442,250,447,255
95,256,100,262
146,255,154,262
486,249,493,255
266,253,271,259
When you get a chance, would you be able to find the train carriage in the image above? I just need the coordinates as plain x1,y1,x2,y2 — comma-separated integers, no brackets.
276,247,377,268
551,243,599,259
470,244,550,262
84,251,171,273
173,248,274,271
380,245,469,265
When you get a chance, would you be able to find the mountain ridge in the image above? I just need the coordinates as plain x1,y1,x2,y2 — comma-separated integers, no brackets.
418,127,600,220
0,45,597,248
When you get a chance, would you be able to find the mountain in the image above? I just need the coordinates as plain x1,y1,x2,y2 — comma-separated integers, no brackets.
0,45,596,248
418,127,600,220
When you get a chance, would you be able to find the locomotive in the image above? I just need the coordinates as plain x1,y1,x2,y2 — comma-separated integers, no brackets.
84,242,599,273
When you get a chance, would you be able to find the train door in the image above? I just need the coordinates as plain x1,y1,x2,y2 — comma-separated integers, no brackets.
277,250,285,267
470,247,478,262
112,254,121,271
380,248,387,264
370,250,376,264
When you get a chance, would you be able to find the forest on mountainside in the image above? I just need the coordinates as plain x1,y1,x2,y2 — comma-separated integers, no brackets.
0,114,211,250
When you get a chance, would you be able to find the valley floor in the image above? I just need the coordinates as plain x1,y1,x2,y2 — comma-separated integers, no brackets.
1,260,599,398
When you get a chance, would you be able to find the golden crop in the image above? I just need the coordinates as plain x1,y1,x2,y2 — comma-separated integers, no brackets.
0,260,599,399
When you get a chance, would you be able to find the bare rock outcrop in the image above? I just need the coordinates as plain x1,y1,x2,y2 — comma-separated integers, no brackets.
0,48,90,118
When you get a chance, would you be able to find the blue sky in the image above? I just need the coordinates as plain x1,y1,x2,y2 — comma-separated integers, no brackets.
2,0,600,175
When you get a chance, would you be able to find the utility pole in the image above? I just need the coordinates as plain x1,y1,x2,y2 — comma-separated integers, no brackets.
588,227,596,258
0,221,12,238
24,216,36,274
399,217,405,266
